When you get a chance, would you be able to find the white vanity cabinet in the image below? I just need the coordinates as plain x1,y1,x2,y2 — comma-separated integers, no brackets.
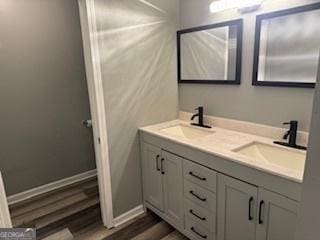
141,143,164,211
140,131,301,240
162,151,184,227
217,174,299,240
217,174,258,240
255,188,299,240
141,143,184,228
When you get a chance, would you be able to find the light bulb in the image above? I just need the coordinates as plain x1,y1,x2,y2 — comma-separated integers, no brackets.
210,0,237,14
238,0,263,12
210,0,263,13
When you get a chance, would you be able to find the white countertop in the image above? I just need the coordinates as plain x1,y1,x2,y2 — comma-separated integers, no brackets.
140,120,306,183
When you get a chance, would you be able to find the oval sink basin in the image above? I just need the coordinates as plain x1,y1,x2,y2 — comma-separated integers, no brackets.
160,124,214,140
234,142,306,172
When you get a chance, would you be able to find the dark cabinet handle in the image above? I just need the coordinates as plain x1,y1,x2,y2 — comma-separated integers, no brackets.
189,171,206,181
191,227,207,239
259,200,264,224
156,155,160,171
190,209,206,221
248,197,254,221
161,158,165,175
189,190,206,202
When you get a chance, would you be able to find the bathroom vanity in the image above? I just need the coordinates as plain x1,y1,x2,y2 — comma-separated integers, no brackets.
139,114,306,240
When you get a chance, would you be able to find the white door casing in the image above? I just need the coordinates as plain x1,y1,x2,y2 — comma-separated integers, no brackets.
78,0,114,228
0,172,12,228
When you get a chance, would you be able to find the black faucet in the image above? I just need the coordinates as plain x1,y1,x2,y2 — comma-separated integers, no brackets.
274,121,307,150
191,106,212,129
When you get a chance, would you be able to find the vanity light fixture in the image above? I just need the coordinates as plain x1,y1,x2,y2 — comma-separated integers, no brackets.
238,0,263,13
209,0,237,13
210,0,263,14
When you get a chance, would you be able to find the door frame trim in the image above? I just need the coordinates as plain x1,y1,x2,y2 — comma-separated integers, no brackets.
78,0,114,228
0,172,12,228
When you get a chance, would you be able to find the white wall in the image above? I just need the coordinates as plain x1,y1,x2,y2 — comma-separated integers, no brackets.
295,62,320,240
94,0,179,217
179,0,318,131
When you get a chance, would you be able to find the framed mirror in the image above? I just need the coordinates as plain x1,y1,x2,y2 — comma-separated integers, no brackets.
252,3,320,88
177,19,243,84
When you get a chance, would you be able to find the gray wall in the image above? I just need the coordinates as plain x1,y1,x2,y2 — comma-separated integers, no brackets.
179,0,317,131
94,0,179,217
0,0,96,195
295,59,320,240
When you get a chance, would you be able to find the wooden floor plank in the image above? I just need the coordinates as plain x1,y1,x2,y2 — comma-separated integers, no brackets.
9,177,97,210
74,213,148,240
161,231,189,240
11,188,86,218
37,204,101,239
132,221,174,240
79,179,99,191
42,228,74,240
103,212,161,240
9,177,190,240
73,220,107,240
34,196,100,229
13,192,90,227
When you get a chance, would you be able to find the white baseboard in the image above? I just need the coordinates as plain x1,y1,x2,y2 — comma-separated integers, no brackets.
113,204,145,227
7,169,97,205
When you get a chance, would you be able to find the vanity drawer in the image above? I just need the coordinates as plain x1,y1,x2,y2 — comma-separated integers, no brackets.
184,180,216,212
185,217,216,240
184,160,217,192
184,199,216,233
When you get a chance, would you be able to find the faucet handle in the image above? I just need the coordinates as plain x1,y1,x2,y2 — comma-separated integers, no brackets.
283,131,290,140
283,121,298,127
195,106,203,110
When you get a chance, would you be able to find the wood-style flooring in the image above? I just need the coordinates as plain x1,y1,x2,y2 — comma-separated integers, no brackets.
9,177,188,240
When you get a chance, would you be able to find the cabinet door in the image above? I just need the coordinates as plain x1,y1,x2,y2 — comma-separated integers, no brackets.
163,151,183,228
256,189,299,240
141,143,164,211
217,174,258,240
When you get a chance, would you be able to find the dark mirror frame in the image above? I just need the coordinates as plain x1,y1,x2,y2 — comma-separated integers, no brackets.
177,19,243,85
252,3,320,88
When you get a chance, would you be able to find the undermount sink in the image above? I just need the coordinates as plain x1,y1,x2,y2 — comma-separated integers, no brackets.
234,142,306,172
160,124,213,140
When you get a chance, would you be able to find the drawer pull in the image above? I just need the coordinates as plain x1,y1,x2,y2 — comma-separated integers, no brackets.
161,158,165,175
156,155,160,171
189,209,206,221
189,171,207,181
191,227,207,239
259,200,265,224
248,197,254,221
189,190,207,202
